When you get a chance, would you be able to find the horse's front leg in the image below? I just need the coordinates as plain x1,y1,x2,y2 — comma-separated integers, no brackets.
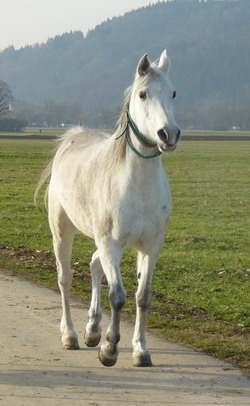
84,250,103,347
132,252,157,367
98,244,126,367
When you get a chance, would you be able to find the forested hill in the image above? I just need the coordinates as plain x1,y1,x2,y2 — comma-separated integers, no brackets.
0,0,250,129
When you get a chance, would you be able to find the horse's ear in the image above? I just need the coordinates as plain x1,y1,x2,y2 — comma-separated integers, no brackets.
158,49,170,73
137,54,151,77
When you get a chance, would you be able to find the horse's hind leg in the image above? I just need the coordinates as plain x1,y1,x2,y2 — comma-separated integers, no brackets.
84,250,103,347
48,192,78,350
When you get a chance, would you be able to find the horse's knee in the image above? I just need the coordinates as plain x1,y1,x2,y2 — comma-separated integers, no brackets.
136,289,151,311
109,285,126,311
57,270,72,290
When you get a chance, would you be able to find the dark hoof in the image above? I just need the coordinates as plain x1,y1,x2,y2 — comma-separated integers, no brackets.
98,348,118,367
62,336,80,350
133,353,153,367
84,332,101,348
63,342,80,350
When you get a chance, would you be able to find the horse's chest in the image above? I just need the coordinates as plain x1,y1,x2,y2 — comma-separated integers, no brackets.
129,201,167,230
116,185,170,249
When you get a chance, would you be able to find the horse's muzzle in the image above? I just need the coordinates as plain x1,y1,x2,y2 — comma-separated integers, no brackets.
157,128,181,151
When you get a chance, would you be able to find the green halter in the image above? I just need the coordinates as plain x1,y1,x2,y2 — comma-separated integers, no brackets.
126,107,162,159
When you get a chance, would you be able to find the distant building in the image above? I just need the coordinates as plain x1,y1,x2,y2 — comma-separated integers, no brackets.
61,120,74,128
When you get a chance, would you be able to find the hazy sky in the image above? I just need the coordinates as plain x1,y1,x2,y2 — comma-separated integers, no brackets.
0,0,164,51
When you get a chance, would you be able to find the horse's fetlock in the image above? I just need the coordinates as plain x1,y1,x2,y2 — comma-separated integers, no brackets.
137,290,151,311
88,309,102,322
107,332,120,345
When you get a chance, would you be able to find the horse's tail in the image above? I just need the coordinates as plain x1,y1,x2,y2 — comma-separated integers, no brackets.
34,160,53,208
34,126,84,207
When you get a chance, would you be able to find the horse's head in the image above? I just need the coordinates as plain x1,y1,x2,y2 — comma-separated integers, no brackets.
129,50,181,152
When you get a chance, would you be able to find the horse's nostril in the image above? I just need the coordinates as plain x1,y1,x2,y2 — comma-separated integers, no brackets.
157,129,168,143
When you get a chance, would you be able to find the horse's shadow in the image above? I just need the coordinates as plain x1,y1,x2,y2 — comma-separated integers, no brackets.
0,346,248,404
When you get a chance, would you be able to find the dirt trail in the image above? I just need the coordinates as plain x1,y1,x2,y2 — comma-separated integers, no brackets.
0,271,249,405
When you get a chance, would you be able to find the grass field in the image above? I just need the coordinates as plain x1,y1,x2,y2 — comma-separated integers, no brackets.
0,128,61,137
182,129,250,137
0,135,249,374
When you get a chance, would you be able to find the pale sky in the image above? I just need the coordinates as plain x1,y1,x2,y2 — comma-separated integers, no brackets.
0,0,163,51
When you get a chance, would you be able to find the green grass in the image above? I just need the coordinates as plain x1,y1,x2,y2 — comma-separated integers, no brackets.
24,127,64,137
0,127,64,137
0,137,249,374
182,129,250,137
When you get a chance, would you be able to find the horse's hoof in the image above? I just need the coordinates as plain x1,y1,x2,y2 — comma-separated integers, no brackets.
98,347,118,367
63,342,80,350
84,331,101,348
62,336,80,350
133,353,153,367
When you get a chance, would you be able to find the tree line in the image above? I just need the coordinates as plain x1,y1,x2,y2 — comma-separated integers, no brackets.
0,0,250,130
1,86,250,131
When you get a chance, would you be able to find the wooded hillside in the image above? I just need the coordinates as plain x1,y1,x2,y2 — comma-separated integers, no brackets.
0,0,249,129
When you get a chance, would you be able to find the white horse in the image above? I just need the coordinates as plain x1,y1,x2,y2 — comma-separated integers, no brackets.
37,50,180,367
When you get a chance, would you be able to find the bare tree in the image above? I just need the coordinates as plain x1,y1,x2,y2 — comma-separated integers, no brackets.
0,80,14,117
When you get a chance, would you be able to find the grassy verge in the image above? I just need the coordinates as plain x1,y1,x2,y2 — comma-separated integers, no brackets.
182,129,250,137
0,137,249,375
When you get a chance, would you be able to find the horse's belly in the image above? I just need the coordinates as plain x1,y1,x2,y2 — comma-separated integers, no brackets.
52,179,95,239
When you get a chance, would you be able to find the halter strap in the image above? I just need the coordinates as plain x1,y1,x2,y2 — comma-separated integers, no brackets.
126,107,162,159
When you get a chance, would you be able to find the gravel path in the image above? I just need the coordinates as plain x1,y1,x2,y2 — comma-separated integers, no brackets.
0,271,249,405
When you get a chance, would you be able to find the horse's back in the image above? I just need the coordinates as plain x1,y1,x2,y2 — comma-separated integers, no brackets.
55,127,107,161
52,127,109,179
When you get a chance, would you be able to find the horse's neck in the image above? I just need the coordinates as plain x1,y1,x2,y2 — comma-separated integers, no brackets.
128,126,161,160
124,128,162,183
107,126,162,187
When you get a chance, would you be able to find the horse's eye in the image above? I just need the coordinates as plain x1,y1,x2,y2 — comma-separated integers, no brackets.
139,91,147,100
173,90,177,99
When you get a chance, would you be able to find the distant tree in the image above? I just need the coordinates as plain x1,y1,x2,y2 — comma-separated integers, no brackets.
0,117,28,132
0,80,13,117
0,80,28,131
